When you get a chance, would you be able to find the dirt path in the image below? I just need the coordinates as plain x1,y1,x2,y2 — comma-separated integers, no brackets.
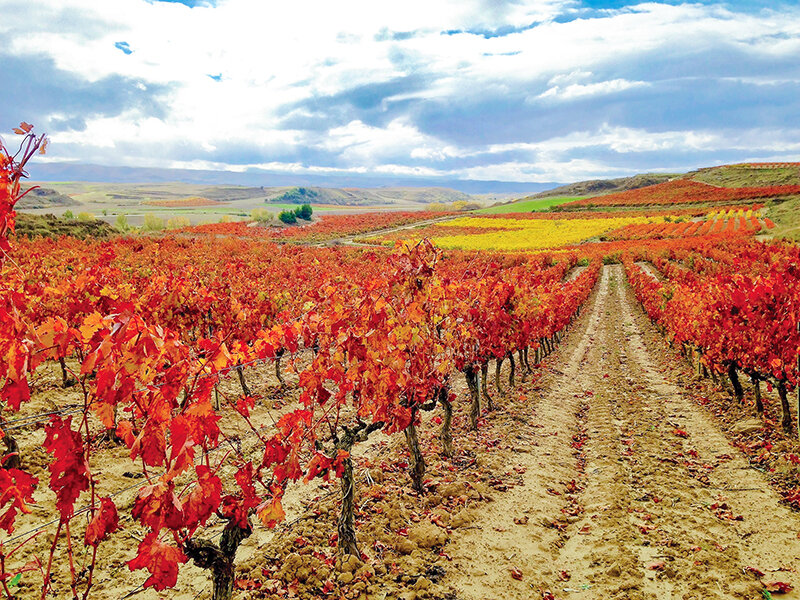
323,215,459,246
443,265,800,600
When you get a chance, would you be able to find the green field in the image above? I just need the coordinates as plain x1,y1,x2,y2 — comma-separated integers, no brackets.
475,196,587,214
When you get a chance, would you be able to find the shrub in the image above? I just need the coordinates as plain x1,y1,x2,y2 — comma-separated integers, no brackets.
63,210,74,219
115,214,130,231
251,208,274,222
76,212,95,221
296,203,313,220
167,216,191,229
278,210,297,224
143,214,165,231
219,215,233,223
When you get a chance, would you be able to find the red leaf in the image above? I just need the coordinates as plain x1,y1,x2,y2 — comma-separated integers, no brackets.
2,378,30,411
85,497,119,547
127,532,187,591
0,468,38,533
182,465,222,529
672,428,689,438
43,416,90,519
764,581,793,594
510,567,523,580
132,481,185,531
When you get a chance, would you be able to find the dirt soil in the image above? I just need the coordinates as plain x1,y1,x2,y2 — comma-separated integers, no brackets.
441,265,800,600
6,264,800,600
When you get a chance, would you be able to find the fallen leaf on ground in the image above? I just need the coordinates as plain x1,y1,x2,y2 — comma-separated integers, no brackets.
763,581,793,594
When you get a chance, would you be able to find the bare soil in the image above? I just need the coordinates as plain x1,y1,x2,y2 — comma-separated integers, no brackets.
6,265,800,600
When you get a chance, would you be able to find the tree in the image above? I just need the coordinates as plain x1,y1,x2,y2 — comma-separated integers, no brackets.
278,210,296,224
296,203,313,220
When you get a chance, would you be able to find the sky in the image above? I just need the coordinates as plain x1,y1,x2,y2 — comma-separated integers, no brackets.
1,0,800,185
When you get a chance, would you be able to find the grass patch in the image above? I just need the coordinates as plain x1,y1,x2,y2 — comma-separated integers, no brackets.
765,195,800,242
13,213,117,240
691,165,800,187
475,196,587,214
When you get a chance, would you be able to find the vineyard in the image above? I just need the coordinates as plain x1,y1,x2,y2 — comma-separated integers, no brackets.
3,125,800,600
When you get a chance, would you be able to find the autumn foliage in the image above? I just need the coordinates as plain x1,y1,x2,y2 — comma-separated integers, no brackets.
2,123,800,600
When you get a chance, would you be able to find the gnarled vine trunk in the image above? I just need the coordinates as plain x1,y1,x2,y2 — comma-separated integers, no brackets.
58,356,74,388
237,365,251,397
480,362,493,410
275,351,286,388
727,363,743,402
752,376,763,417
494,357,504,395
186,521,252,600
465,368,480,431
2,431,20,470
507,352,515,389
404,417,425,494
778,381,792,436
337,449,359,556
439,387,453,458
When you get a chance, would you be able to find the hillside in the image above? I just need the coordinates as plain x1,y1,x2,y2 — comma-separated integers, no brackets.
559,179,800,209
488,162,800,213
689,163,800,187
524,173,677,200
265,186,472,206
13,213,117,239
27,182,474,209
17,185,77,209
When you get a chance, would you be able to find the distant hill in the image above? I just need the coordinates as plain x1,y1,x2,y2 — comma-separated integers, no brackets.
24,162,559,196
17,185,77,209
525,173,678,200
265,186,472,206
494,163,800,212
23,181,478,208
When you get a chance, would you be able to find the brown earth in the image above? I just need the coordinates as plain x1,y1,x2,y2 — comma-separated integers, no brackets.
6,264,800,600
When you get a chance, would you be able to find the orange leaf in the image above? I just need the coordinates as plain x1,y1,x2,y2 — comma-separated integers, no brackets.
257,496,285,528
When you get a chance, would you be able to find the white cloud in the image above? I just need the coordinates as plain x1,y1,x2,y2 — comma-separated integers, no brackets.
3,0,800,183
534,79,649,101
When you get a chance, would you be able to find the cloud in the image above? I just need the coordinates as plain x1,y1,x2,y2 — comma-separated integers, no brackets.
114,41,133,54
2,0,800,184
0,53,171,134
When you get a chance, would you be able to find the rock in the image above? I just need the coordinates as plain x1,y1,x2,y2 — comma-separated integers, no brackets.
336,554,363,573
732,419,763,435
409,522,448,548
438,482,466,498
414,576,431,590
394,536,417,555
338,571,354,585
451,508,477,528
607,564,621,577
